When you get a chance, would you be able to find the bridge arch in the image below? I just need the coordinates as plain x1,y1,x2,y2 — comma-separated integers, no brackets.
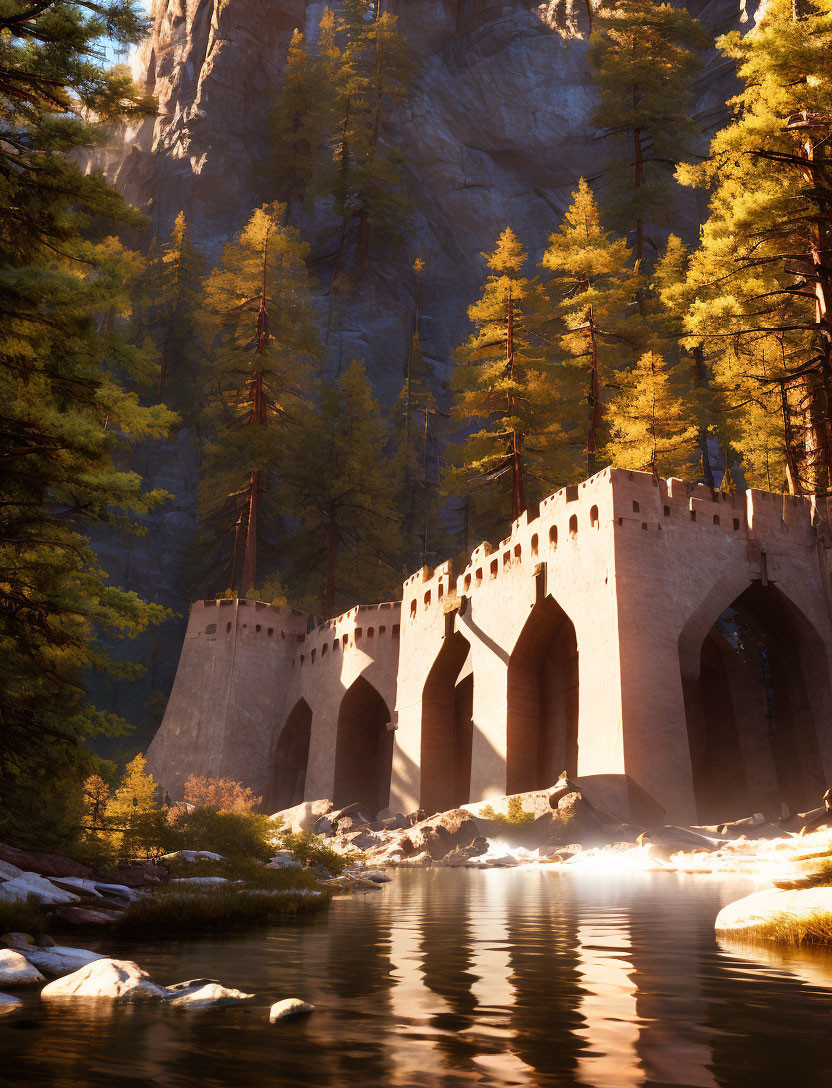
506,595,579,795
680,580,830,822
420,630,473,815
272,698,312,811
334,676,394,816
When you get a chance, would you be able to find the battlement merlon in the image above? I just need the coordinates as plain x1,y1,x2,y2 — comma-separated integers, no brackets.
185,598,310,641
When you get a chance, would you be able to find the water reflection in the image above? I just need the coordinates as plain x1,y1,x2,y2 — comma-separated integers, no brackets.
4,870,832,1087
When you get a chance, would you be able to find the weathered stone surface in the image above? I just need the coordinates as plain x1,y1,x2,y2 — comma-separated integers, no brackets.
0,950,45,986
408,809,480,860
0,873,79,907
167,980,254,1008
20,945,104,978
161,850,225,863
40,958,169,1001
0,844,91,879
95,860,169,888
269,997,315,1022
50,906,121,926
637,826,721,853
270,798,333,833
715,887,832,934
0,993,22,1014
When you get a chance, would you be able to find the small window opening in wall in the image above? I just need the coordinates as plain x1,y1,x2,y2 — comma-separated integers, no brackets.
514,544,521,559
255,624,261,633
300,655,305,666
617,516,623,526
476,568,483,585
590,505,599,528
424,590,431,607
531,533,539,555
268,628,273,636
226,622,232,633
690,510,696,522
206,623,216,635
491,558,499,578
410,599,417,617
633,500,640,513
355,628,362,640
392,624,400,639
311,648,316,662
242,624,248,630
549,525,558,547
641,522,648,531
322,643,328,656
733,518,740,531
379,625,386,635
713,514,720,525
333,640,339,651
342,634,348,648
664,505,670,517
368,627,375,638
438,583,444,599
464,574,471,591
503,551,510,567
569,514,578,536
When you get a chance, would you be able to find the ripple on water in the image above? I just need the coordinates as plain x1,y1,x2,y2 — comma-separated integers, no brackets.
2,869,832,1087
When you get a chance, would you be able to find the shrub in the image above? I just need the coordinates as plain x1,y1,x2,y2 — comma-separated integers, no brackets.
0,897,48,937
169,808,274,861
275,829,349,875
183,775,261,813
478,796,536,826
162,856,323,890
113,885,330,935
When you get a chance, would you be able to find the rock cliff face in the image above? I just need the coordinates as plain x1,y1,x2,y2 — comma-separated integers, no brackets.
102,0,757,397
91,0,758,733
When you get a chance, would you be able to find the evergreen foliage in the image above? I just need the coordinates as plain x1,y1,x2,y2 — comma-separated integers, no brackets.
0,0,175,846
200,202,320,595
589,0,709,258
678,0,832,495
281,359,401,617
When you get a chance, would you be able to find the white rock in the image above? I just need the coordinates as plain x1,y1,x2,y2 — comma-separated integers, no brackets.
53,878,140,903
269,997,315,1022
0,949,45,986
269,798,333,833
267,853,302,870
0,861,24,880
168,981,254,1008
22,945,104,977
161,850,225,863
171,876,230,885
0,993,22,1014
40,958,168,1001
715,887,832,933
347,868,390,883
0,872,79,906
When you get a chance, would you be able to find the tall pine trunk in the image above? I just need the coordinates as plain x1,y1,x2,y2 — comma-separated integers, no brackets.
506,288,526,519
241,470,259,595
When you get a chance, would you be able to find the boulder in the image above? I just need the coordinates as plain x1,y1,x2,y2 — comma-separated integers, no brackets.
0,949,45,986
0,872,79,906
269,799,333,834
95,860,169,888
350,868,390,884
0,861,24,880
167,980,254,1008
0,993,22,1014
342,831,380,851
160,850,225,863
50,906,120,926
49,878,141,903
715,887,832,934
549,774,583,810
20,945,103,978
637,826,721,854
267,852,302,870
554,792,608,845
171,876,231,885
269,997,314,1022
463,788,552,822
408,809,480,860
0,843,91,879
40,958,169,1001
327,802,374,832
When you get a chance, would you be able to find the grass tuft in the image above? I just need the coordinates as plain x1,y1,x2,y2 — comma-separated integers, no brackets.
0,896,48,937
725,910,832,946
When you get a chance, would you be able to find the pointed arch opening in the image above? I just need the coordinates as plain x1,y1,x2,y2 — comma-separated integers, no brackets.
681,582,829,822
420,631,473,815
334,677,394,817
506,595,578,795
272,698,312,811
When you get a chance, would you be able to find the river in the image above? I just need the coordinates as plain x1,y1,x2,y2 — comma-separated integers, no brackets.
3,868,832,1086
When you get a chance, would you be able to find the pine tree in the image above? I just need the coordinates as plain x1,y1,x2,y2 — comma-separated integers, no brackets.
677,0,832,495
448,228,567,539
281,360,401,618
105,753,166,859
588,0,709,258
132,212,206,411
331,0,414,272
541,179,648,477
603,350,699,477
0,2,178,843
200,203,321,595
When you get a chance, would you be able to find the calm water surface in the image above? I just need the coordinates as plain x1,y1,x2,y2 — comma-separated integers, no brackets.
2,868,832,1087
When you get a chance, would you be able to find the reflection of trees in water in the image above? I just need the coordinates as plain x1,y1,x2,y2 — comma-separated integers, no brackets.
505,892,585,1083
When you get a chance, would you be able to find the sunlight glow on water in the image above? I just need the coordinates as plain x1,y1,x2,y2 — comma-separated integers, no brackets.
3,869,832,1087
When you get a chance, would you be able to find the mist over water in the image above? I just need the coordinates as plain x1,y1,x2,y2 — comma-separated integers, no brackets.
3,869,832,1087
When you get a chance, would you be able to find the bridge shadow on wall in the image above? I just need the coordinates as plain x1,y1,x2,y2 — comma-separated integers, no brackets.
506,595,578,795
420,631,473,816
334,676,394,817
270,697,312,812
682,581,829,823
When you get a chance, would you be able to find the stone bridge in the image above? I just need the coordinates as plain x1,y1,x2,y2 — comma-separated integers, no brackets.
148,469,832,824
